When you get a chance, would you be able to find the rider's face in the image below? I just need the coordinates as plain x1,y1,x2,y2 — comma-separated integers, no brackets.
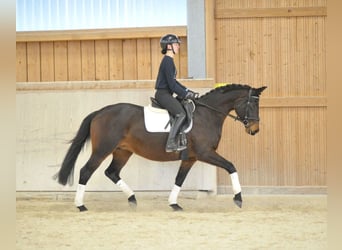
171,43,180,54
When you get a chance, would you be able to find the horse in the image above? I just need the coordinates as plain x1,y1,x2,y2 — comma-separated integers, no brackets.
55,83,267,211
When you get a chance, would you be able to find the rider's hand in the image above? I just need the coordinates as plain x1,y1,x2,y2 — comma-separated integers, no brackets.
185,90,199,100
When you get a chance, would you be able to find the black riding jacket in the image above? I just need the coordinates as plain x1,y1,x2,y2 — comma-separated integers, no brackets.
155,56,188,98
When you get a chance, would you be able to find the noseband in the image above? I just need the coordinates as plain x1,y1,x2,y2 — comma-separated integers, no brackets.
195,88,260,128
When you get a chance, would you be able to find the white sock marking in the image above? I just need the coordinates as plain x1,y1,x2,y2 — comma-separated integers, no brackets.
230,172,242,194
116,179,135,198
168,185,181,205
75,184,86,207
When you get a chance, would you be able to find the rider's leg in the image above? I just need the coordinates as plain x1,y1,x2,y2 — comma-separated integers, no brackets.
155,89,187,152
165,113,186,152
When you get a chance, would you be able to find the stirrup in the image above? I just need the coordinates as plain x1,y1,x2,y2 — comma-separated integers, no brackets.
166,141,186,152
166,145,186,153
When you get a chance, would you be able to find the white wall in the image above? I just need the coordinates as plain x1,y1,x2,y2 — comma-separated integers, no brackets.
16,0,187,31
16,87,216,192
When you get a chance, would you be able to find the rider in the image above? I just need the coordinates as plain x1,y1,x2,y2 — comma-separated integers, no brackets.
154,34,198,152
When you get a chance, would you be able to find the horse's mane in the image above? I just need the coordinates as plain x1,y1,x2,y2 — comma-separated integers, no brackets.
198,83,251,99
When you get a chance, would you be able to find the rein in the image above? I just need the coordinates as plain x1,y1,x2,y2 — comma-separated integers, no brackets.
194,100,245,124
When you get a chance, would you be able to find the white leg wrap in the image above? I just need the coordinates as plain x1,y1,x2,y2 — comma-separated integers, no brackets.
116,179,134,198
168,185,181,205
75,184,86,207
230,172,242,195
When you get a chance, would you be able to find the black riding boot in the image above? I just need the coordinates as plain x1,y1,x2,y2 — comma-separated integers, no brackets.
166,113,186,152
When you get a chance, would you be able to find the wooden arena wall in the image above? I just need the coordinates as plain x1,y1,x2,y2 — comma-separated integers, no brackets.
212,0,327,193
16,26,188,82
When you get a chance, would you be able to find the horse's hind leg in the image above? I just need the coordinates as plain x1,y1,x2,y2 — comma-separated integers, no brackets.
75,152,109,211
104,149,136,208
169,160,196,211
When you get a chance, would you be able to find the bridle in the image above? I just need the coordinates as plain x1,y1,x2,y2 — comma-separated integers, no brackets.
194,88,260,128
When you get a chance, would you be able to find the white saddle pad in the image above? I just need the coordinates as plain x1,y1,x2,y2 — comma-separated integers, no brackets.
143,104,192,133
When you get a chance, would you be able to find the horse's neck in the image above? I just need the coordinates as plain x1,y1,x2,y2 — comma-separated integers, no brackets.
201,92,237,114
195,95,235,131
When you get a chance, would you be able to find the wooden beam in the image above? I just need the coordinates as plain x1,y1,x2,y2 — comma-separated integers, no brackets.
16,80,326,107
216,7,327,19
16,79,214,91
217,186,327,195
260,97,327,107
16,26,187,42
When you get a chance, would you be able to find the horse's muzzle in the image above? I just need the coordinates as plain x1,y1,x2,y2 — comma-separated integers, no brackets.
245,122,259,136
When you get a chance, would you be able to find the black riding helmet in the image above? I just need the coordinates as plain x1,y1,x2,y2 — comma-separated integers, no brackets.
160,34,181,54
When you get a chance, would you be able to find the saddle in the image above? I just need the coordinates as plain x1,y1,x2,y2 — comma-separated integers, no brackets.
143,97,195,134
144,98,195,159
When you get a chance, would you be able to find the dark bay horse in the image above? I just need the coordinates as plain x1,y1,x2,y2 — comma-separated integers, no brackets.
56,84,267,211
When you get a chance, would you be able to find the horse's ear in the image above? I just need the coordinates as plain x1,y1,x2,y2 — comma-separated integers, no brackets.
256,86,267,95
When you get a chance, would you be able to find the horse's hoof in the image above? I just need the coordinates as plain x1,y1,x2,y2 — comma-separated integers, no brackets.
77,205,88,212
233,192,242,208
128,195,137,209
170,204,183,211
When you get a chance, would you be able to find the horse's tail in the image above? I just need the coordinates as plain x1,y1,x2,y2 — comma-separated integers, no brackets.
54,110,99,186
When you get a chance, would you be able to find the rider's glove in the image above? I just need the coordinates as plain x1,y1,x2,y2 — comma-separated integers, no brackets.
185,90,199,100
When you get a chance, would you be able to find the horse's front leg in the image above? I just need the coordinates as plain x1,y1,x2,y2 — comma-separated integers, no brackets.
198,151,242,208
169,160,196,211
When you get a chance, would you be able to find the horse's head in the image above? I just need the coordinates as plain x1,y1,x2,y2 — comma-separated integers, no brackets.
197,84,267,135
233,86,267,135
